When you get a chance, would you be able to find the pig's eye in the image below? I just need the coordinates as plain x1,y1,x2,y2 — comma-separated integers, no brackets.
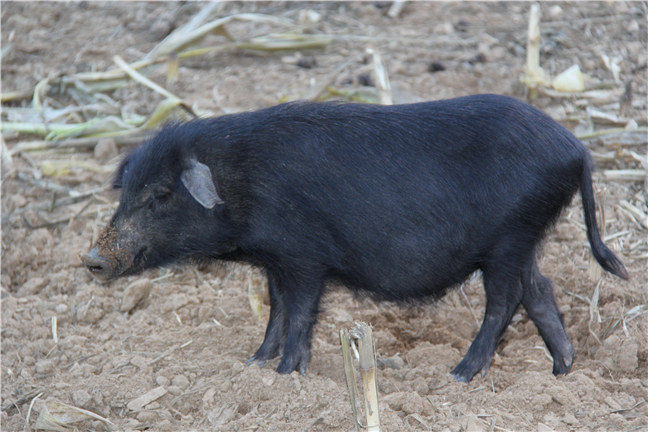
154,190,171,201
147,189,172,211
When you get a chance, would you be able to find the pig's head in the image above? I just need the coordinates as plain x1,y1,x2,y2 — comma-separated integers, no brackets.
82,124,232,280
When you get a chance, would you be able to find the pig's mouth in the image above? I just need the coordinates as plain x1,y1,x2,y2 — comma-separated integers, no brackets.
82,245,149,281
130,246,148,272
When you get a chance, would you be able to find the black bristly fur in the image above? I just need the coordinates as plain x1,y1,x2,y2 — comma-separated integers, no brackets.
96,94,628,381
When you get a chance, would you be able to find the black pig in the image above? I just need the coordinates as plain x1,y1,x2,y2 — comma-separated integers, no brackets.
82,95,628,382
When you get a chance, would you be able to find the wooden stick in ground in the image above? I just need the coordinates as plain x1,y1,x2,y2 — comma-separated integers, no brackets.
350,322,381,432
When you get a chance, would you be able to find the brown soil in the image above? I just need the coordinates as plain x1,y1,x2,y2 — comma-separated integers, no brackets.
2,2,647,431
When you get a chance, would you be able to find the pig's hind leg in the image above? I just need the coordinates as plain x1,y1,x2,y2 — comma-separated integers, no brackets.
451,249,526,382
247,271,287,366
520,259,574,375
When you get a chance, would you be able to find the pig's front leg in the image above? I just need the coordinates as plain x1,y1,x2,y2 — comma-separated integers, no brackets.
247,271,287,366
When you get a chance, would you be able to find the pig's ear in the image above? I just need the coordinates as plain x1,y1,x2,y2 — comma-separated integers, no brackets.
180,158,224,208
113,158,129,189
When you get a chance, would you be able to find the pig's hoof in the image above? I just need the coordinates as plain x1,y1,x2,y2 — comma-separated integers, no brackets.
246,347,280,368
450,356,491,383
245,356,267,368
276,351,309,375
551,341,574,376
552,351,574,376
247,340,282,367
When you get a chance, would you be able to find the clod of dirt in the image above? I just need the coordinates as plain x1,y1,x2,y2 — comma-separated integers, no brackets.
207,404,238,427
120,278,152,312
162,293,190,313
137,410,157,423
428,61,446,73
463,413,485,432
594,335,639,372
76,305,105,324
537,423,553,432
171,374,190,389
35,359,54,374
296,56,317,69
166,385,183,396
155,375,170,387
72,389,92,408
127,386,167,412
377,354,405,370
383,391,435,416
18,277,49,296
93,138,118,163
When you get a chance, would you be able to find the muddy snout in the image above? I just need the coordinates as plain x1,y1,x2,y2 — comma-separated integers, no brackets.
82,225,138,280
82,247,115,279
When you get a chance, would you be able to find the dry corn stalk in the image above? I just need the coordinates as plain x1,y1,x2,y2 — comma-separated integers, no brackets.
33,399,116,432
519,3,549,97
366,48,392,105
340,322,381,432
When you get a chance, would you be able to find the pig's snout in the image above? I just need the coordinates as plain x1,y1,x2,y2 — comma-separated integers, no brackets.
82,247,115,279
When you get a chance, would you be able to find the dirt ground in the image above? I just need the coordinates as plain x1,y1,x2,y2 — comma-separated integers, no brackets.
1,2,647,431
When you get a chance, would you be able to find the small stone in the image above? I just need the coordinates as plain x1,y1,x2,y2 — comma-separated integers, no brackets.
35,359,54,374
428,61,446,73
72,389,92,407
548,5,562,17
9,195,27,209
78,306,104,324
595,335,639,372
136,410,157,423
464,413,484,432
298,9,321,24
28,228,53,247
18,277,48,296
120,279,151,312
296,56,317,69
563,412,578,425
94,138,118,163
172,374,189,389
468,52,486,64
207,404,237,427
127,386,167,411
92,391,104,406
166,385,182,396
537,423,553,432
532,393,552,408
129,356,148,370
156,375,170,387
162,293,189,313
261,375,275,387
377,354,405,370
357,72,374,87
203,388,216,406
55,304,69,314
